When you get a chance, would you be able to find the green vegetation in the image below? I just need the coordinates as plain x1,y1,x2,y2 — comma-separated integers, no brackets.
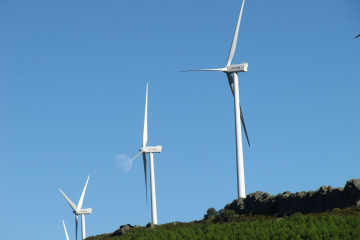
87,207,360,240
203,207,216,220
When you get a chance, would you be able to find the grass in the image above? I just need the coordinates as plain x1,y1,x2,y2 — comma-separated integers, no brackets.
86,207,360,240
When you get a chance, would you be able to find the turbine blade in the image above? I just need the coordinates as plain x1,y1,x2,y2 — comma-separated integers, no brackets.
142,152,148,204
77,176,90,209
240,106,250,146
130,151,142,162
63,221,70,240
143,83,148,148
226,73,235,95
227,73,250,146
180,68,226,72
226,0,245,66
59,188,78,212
75,215,78,240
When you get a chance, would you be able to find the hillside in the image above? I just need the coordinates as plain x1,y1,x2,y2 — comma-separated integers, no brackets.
87,180,360,240
87,207,360,240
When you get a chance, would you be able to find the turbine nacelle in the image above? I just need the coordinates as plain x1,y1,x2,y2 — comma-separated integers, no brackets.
225,63,248,73
181,62,248,74
74,208,92,215
140,145,162,153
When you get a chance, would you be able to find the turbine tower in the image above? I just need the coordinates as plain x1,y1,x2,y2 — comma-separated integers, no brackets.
130,83,162,225
183,0,250,199
59,176,92,240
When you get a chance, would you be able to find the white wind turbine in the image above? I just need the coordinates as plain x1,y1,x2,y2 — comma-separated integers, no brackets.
130,83,162,225
63,220,70,240
59,176,92,240
183,0,250,199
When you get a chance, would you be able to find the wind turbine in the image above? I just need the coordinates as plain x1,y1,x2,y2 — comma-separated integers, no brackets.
63,220,70,240
59,176,92,240
130,83,162,225
183,0,250,199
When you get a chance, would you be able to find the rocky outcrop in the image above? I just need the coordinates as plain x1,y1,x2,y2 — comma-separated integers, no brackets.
111,224,141,236
112,224,133,237
146,222,156,228
225,179,360,216
111,222,154,237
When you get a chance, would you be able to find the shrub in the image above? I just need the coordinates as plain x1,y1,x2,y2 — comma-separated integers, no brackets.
217,209,236,222
204,208,217,220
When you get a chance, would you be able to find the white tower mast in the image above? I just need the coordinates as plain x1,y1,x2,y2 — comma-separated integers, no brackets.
149,152,158,224
233,73,245,198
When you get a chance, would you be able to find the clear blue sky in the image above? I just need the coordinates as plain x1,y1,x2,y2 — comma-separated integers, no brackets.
1,0,359,239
